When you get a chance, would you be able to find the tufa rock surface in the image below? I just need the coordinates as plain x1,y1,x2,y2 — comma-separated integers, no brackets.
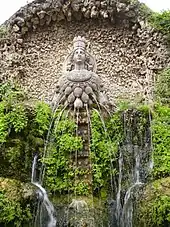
0,0,169,103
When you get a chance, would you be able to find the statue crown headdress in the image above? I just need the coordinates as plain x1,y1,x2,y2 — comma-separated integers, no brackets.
73,36,86,51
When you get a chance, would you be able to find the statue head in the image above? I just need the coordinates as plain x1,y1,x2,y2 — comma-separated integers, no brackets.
63,36,96,72
72,36,86,66
72,48,86,65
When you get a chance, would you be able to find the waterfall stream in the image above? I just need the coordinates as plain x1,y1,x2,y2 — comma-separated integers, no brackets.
31,155,56,227
117,144,145,227
116,138,152,226
116,150,123,226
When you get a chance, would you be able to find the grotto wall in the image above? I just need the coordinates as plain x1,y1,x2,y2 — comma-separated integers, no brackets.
0,0,170,103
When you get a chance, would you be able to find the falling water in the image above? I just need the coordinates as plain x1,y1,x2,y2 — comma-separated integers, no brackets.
134,146,141,184
33,182,56,227
31,154,38,183
114,108,154,227
120,145,143,227
85,104,95,226
149,109,154,170
116,150,123,226
31,155,56,227
121,185,135,227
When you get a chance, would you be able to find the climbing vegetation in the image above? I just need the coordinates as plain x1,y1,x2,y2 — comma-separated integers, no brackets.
155,68,170,105
0,83,52,226
0,190,32,227
90,110,123,192
152,104,170,178
43,108,124,196
43,113,86,195
149,10,170,35
0,83,51,180
35,101,52,136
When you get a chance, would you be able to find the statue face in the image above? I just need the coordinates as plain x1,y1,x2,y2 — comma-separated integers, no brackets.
73,48,86,64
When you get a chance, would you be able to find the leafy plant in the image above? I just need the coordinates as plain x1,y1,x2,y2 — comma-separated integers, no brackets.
152,104,170,178
0,189,32,227
155,68,170,105
90,110,123,191
8,104,28,132
137,178,170,227
149,10,170,35
43,114,84,194
0,83,51,181
35,101,52,136
0,102,8,143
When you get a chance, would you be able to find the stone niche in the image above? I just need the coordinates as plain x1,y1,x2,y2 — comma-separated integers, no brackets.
0,0,169,104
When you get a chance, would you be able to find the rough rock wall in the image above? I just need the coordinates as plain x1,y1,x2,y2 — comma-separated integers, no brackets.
0,0,170,103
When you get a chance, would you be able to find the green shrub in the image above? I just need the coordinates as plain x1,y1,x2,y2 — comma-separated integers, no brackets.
0,83,52,181
137,178,170,227
155,68,170,105
149,10,170,35
35,101,51,136
152,104,170,178
90,110,123,191
0,186,32,227
43,114,85,194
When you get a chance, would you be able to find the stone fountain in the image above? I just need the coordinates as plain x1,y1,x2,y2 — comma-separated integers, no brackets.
0,1,170,227
51,36,112,226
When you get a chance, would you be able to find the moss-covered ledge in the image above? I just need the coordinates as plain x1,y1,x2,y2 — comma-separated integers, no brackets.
135,177,170,227
0,177,35,227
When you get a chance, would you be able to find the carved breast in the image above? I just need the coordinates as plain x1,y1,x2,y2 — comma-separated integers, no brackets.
67,70,92,82
58,70,101,109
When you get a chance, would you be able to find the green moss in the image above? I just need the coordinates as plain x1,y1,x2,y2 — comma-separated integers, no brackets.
0,26,8,39
0,178,33,227
137,177,170,227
